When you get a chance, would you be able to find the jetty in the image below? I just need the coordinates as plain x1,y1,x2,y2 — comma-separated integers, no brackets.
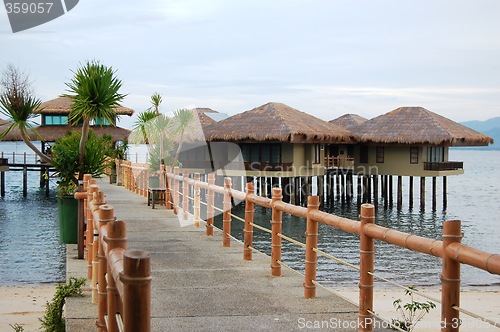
65,177,390,331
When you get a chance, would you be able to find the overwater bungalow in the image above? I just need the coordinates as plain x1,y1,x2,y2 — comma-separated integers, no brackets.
343,106,494,209
204,102,356,178
32,96,134,150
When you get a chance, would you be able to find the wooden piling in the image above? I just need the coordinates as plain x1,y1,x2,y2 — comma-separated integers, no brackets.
373,175,378,208
304,195,320,298
206,173,215,236
357,175,362,207
22,165,27,197
271,188,283,277
441,220,462,332
443,176,447,210
222,177,232,247
122,250,152,332
97,205,115,332
432,177,437,211
382,175,388,209
397,176,403,210
244,182,254,261
388,175,393,207
359,203,375,332
409,176,414,209
1,170,5,197
420,177,426,211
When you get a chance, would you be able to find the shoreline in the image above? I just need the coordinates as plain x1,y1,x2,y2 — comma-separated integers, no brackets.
0,284,56,332
332,286,500,331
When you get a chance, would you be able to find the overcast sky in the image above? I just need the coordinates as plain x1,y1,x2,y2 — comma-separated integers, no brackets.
1,0,499,129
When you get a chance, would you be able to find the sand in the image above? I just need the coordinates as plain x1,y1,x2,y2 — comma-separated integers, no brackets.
0,284,55,332
333,286,500,331
1,283,498,331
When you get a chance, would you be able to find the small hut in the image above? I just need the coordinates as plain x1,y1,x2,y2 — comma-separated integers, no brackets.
204,101,356,177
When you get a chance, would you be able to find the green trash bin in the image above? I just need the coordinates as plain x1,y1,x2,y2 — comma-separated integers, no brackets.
149,175,160,188
57,195,78,244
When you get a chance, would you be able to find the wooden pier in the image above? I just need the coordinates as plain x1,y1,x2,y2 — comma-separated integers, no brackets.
0,153,55,197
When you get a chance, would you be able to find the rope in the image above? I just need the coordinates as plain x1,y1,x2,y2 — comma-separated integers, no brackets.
213,206,225,213
313,248,360,271
366,272,441,303
249,222,272,234
452,305,500,328
230,213,246,223
276,260,304,278
247,245,268,258
277,233,306,249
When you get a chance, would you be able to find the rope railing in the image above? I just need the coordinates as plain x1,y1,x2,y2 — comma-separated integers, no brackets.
116,162,500,332
74,174,152,332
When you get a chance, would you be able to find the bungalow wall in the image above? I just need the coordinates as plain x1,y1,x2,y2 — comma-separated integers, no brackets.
353,145,463,177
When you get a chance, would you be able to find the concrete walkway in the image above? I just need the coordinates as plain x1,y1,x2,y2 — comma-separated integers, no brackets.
65,178,390,331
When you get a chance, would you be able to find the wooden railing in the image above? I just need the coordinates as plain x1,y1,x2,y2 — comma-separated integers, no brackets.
325,155,355,168
74,174,151,332
0,151,41,164
424,161,464,171
116,161,500,332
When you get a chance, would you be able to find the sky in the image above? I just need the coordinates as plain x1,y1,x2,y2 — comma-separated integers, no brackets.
1,0,499,129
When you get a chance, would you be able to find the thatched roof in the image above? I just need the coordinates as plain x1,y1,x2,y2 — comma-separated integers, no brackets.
329,114,368,129
1,123,130,143
352,107,494,146
35,96,135,116
192,108,218,129
204,102,356,143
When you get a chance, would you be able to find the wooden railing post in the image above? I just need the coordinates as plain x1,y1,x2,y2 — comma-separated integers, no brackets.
165,166,172,210
223,177,232,247
122,249,151,332
304,195,319,298
183,173,189,221
105,219,127,332
271,187,283,276
97,205,114,332
173,167,180,215
359,203,375,332
86,184,99,280
92,191,106,304
441,220,462,332
194,173,201,228
207,173,215,236
244,182,255,261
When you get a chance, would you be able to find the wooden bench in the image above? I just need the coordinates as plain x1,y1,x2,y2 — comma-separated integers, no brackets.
147,187,166,209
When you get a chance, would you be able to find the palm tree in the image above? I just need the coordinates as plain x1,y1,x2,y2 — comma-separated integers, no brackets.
0,64,52,163
130,109,158,144
63,60,126,179
171,108,195,164
149,92,162,115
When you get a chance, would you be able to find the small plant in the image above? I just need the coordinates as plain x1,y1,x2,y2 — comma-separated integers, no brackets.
9,323,24,331
39,277,86,332
391,285,436,331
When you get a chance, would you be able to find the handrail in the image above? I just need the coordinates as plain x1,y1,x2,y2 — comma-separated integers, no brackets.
117,161,500,332
74,174,152,332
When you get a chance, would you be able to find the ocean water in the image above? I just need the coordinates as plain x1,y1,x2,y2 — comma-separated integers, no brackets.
0,142,499,289
0,142,66,285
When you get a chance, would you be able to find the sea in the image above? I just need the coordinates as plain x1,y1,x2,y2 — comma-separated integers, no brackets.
0,142,499,289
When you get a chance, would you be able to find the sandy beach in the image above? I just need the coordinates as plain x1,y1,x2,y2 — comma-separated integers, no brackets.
333,286,500,331
0,284,55,332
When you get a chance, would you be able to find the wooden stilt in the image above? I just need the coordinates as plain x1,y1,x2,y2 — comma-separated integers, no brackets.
409,176,414,209
336,173,340,197
383,175,388,209
282,177,290,203
397,176,403,210
443,176,447,210
317,175,324,207
1,171,5,197
388,175,393,207
23,165,27,197
357,175,362,207
432,177,437,211
373,175,378,208
420,177,426,211
294,177,300,205
45,167,50,197
340,173,345,204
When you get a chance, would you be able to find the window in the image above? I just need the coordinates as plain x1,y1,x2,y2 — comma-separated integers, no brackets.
270,144,281,163
410,147,419,164
313,144,322,164
239,144,281,163
376,147,384,163
360,145,368,163
427,146,444,162
93,117,111,126
44,115,68,125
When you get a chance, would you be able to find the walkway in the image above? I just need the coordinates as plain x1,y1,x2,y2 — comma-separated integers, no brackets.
65,178,390,331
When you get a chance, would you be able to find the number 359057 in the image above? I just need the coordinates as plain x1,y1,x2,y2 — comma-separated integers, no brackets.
5,2,54,14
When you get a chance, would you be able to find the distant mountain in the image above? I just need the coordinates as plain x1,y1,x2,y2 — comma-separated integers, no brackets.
460,117,499,150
